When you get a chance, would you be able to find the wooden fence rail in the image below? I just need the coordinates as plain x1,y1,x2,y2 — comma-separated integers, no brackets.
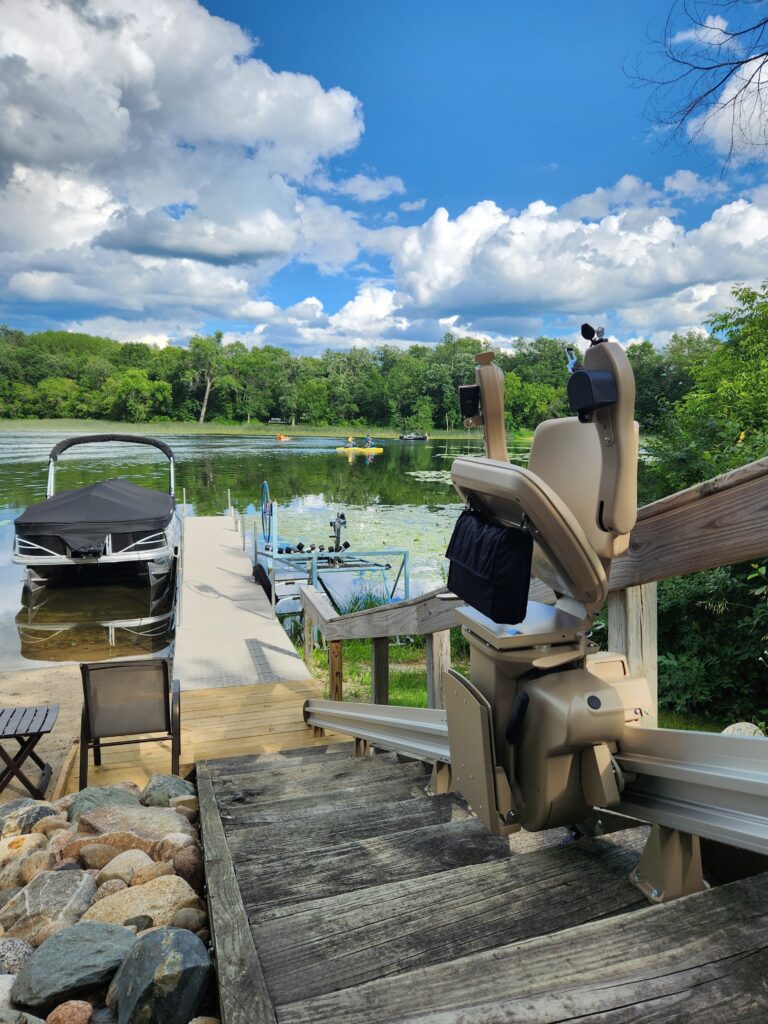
302,456,768,713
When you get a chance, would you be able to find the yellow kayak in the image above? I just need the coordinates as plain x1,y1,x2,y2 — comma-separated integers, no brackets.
336,446,384,455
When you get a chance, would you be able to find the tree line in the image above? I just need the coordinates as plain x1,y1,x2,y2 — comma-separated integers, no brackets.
0,323,711,433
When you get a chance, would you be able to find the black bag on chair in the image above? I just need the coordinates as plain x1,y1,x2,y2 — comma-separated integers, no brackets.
445,509,532,625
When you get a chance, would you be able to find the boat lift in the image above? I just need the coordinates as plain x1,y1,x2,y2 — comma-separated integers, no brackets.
255,482,410,618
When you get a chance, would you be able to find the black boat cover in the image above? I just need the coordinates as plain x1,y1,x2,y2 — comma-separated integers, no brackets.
15,480,175,555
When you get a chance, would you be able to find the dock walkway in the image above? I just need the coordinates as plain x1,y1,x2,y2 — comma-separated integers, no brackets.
199,747,768,1023
59,515,337,793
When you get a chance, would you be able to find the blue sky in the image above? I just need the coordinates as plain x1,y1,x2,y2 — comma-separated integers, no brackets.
1,0,766,350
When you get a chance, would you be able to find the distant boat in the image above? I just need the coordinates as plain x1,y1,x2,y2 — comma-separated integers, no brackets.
399,433,429,441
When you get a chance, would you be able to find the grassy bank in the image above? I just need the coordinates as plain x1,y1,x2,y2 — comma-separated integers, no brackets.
0,418,533,443
307,634,729,732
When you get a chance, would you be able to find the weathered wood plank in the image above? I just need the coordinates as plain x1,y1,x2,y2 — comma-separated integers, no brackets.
610,459,768,590
301,586,463,640
371,637,389,704
257,831,646,1005
207,744,353,776
239,818,511,914
218,776,430,824
214,757,428,805
328,640,343,700
425,630,451,709
607,582,658,726
224,794,469,854
197,761,276,1024
277,872,768,1024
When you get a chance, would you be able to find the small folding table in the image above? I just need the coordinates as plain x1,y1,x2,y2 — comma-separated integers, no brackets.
0,704,59,799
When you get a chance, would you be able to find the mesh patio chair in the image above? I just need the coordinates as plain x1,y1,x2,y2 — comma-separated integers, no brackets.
79,658,180,788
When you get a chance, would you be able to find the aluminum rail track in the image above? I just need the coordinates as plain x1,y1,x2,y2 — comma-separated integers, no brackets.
303,697,768,854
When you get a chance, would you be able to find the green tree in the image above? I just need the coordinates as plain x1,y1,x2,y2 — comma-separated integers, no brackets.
188,331,223,424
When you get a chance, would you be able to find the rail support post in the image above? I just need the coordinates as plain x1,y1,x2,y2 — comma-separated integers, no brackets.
328,640,343,701
371,637,389,705
608,582,658,726
630,824,707,904
426,630,451,709
304,612,315,674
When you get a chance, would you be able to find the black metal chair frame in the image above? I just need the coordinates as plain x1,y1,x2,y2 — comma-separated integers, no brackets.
0,705,59,799
79,659,180,788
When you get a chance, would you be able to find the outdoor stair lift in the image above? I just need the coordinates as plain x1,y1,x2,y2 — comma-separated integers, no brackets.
305,327,768,904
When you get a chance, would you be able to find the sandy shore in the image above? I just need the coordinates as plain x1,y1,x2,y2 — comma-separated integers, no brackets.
0,665,82,805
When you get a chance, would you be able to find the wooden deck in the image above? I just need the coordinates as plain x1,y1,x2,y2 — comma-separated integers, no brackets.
59,680,343,794
198,748,768,1023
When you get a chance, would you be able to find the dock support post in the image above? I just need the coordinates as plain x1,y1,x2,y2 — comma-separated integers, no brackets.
304,612,315,674
328,641,343,701
426,629,451,709
371,637,390,705
608,582,658,726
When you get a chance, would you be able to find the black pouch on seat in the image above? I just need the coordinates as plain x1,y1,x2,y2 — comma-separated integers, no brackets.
445,509,532,625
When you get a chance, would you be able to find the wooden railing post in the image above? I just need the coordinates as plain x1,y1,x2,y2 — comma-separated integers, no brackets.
303,611,314,674
371,637,390,705
426,629,451,709
608,582,658,726
328,640,343,701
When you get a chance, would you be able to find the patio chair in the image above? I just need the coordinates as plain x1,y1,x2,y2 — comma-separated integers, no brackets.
79,658,180,788
0,705,59,799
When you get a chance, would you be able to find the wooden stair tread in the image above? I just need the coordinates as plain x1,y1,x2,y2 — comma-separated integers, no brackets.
238,817,511,913
224,793,470,857
276,871,768,1024
256,830,648,1005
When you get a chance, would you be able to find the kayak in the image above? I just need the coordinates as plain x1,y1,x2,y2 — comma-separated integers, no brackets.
336,446,384,455
275,434,291,441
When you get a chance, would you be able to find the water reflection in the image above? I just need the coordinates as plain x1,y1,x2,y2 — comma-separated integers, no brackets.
15,566,176,664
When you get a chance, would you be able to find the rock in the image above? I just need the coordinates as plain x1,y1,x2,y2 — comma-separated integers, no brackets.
76,847,116,872
0,836,49,888
50,862,80,874
130,862,173,887
168,795,198,814
11,922,135,1012
194,928,210,946
0,1010,47,1023
30,925,69,947
0,893,20,914
722,721,765,737
91,1009,115,1023
171,806,198,824
81,876,201,929
139,776,195,809
45,1001,93,1024
0,973,13,1008
19,854,57,887
78,808,194,845
30,819,68,839
106,928,210,1024
153,834,196,864
61,835,153,861
0,940,34,975
51,796,75,815
0,802,37,836
92,881,127,904
94,852,153,888
15,808,58,837
171,847,203,893
170,909,206,932
188,1019,220,1024
67,789,139,828
122,916,152,931
0,871,96,947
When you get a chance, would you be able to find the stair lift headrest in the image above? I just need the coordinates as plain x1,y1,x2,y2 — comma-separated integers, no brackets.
450,341,638,614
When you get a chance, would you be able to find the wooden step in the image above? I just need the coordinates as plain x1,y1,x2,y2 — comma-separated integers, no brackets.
257,830,647,1005
276,871,768,1024
225,793,471,857
206,743,353,775
239,817,511,914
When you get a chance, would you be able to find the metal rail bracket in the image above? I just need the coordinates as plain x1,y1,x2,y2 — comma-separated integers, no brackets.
631,824,707,904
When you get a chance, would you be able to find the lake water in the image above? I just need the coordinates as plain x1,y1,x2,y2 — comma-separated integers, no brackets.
0,430,530,670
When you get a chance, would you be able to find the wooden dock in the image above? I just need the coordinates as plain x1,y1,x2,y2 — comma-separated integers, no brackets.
199,747,768,1023
58,515,338,794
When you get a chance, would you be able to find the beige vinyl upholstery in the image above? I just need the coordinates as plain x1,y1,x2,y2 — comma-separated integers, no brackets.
451,340,638,613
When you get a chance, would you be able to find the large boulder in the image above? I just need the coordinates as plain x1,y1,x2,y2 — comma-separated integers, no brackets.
0,871,96,947
0,803,37,838
82,875,201,928
13,807,58,837
106,928,210,1024
11,922,135,1012
94,851,153,888
0,1009,46,1023
67,788,140,828
77,807,194,844
139,776,195,808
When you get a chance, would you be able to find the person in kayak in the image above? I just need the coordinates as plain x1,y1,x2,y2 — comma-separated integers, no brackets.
364,435,374,448
345,436,356,448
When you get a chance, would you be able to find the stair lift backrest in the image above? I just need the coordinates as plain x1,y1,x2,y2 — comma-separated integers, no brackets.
527,341,638,561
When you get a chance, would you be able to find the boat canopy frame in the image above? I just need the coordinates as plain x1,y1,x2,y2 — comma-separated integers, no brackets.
46,435,175,499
